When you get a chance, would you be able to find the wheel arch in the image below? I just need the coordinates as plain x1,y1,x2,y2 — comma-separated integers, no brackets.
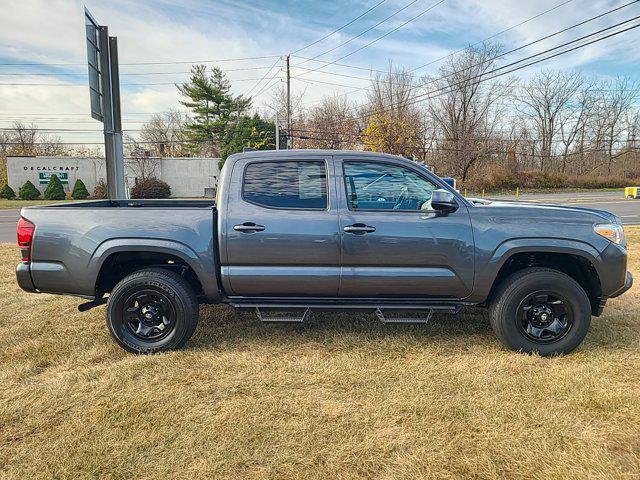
89,239,220,303
485,244,602,315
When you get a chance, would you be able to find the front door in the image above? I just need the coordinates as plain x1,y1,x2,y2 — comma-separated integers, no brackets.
336,157,474,298
223,156,341,297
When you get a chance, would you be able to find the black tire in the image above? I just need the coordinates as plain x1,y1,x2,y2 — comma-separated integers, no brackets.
489,267,591,356
106,268,199,354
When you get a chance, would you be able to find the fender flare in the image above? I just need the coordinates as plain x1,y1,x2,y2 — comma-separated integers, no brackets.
472,237,602,301
88,238,220,302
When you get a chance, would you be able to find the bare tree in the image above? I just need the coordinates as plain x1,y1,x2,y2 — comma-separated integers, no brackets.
0,122,66,157
362,65,424,158
600,77,638,174
425,43,508,183
517,70,583,171
297,95,359,149
138,109,190,157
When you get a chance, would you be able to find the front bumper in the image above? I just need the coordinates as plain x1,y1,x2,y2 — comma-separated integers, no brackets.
15,262,37,293
610,271,633,298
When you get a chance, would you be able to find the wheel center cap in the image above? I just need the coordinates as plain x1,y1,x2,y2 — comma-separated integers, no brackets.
141,304,160,321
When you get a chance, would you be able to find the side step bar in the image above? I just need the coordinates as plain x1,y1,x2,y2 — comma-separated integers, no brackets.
255,307,312,323
252,304,460,324
375,308,434,324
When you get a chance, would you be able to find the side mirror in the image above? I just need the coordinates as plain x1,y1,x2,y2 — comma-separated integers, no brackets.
431,189,458,215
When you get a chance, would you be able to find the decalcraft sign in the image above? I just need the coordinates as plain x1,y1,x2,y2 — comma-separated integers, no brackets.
23,165,77,186
24,165,80,172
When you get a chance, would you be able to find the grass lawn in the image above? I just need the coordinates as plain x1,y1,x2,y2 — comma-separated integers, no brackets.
0,199,74,209
1,232,639,479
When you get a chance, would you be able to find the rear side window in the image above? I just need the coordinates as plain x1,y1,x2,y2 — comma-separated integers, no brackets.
243,161,328,209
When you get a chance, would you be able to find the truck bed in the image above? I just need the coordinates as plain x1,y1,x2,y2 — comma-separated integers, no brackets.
36,199,217,209
19,199,219,301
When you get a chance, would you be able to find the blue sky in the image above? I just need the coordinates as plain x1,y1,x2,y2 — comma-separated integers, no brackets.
0,0,639,143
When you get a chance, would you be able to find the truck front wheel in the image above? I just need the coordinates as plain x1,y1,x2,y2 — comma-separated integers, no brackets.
106,268,199,354
489,268,591,356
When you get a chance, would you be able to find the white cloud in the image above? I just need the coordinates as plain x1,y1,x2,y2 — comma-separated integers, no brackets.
0,0,637,143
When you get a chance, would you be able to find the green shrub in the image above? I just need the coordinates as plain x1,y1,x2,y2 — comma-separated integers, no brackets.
93,180,108,199
19,181,41,200
130,177,171,199
72,179,90,199
43,174,67,200
0,184,16,200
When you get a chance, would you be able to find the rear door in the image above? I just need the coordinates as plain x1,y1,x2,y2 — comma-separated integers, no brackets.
336,156,474,298
222,155,341,297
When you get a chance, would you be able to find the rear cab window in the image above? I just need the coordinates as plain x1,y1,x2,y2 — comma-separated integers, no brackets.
242,161,328,210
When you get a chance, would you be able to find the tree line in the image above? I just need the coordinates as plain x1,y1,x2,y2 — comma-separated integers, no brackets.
1,42,639,190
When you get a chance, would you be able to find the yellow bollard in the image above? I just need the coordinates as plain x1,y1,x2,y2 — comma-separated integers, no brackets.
464,188,467,197
516,187,519,198
481,189,485,198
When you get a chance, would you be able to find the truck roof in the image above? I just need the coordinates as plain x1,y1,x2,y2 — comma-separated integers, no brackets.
227,149,410,162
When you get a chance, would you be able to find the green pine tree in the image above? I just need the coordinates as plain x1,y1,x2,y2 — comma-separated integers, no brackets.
0,184,16,200
177,65,252,155
220,114,276,160
19,181,41,200
71,179,90,199
43,174,66,200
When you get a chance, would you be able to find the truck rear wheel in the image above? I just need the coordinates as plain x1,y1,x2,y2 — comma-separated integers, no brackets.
106,268,199,354
489,268,591,356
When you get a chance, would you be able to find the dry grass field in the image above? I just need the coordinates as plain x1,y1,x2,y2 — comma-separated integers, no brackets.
1,231,639,479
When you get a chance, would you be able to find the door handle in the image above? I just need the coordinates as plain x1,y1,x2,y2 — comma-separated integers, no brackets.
343,223,376,234
234,222,265,232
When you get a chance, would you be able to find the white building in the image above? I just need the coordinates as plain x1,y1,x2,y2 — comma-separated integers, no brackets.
6,156,220,198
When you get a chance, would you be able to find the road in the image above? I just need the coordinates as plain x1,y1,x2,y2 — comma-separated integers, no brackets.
0,210,19,243
0,190,639,244
487,190,640,225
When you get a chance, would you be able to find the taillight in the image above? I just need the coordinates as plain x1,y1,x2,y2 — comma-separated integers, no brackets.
17,218,35,262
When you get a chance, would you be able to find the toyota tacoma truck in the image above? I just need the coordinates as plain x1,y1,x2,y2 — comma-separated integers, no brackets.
15,150,633,355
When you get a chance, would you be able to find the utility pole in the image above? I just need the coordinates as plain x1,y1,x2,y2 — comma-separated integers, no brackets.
286,55,291,149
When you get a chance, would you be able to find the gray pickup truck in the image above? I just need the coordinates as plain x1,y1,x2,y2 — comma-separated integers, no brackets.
16,150,632,355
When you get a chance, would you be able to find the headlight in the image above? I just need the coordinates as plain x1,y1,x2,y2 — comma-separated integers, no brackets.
594,223,625,244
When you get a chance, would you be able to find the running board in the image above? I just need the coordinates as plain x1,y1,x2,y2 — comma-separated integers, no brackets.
255,307,312,323
375,308,434,324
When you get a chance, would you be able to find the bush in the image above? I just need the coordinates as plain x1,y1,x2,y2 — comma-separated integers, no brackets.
130,177,171,199
19,181,41,200
93,180,108,199
72,179,90,200
0,184,16,200
43,174,67,200
462,164,638,193
569,175,632,189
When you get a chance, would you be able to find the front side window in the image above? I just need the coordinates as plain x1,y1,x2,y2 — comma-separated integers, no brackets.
343,161,437,211
243,161,327,209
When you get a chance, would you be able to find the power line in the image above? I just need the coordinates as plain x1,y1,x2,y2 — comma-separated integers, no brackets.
290,0,388,55
298,2,640,97
291,55,389,74
0,54,283,68
355,20,640,121
295,0,448,78
409,0,577,73
293,0,422,68
243,57,282,97
0,75,287,87
0,65,278,76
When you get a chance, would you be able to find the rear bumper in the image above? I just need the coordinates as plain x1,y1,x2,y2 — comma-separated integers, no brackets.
16,262,37,293
610,271,633,298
